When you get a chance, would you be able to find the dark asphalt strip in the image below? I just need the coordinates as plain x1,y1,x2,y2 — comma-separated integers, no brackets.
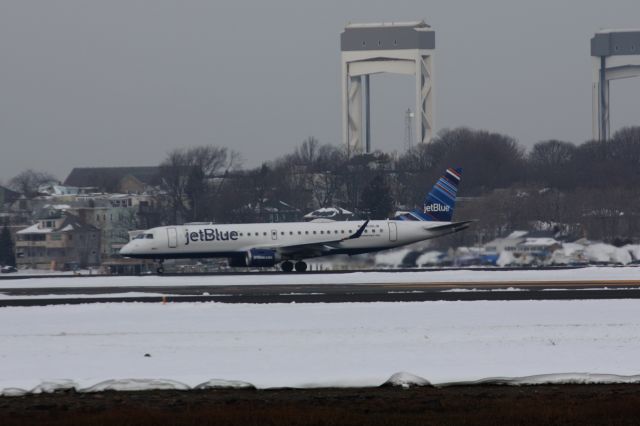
2,289,640,306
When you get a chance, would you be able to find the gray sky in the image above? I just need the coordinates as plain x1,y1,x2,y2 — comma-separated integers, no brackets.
1,0,640,183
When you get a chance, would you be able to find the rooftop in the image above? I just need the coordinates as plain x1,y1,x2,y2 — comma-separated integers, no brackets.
64,167,162,192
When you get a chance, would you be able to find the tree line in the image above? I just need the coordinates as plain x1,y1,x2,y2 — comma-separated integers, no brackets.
6,126,640,246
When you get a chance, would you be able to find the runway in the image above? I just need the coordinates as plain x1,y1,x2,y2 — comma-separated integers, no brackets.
2,269,640,306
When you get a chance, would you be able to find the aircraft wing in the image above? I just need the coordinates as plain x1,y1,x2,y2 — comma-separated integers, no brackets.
272,220,369,257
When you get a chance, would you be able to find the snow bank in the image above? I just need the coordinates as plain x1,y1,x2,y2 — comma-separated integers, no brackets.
382,372,431,388
415,251,443,266
373,249,411,267
496,251,515,266
585,243,632,265
624,244,640,262
560,243,586,257
0,378,253,396
442,373,640,386
194,379,255,390
83,379,190,393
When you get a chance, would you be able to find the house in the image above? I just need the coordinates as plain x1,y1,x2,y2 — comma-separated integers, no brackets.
15,211,101,270
514,237,562,258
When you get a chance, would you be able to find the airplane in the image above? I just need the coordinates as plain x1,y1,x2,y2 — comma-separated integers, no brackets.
119,167,472,273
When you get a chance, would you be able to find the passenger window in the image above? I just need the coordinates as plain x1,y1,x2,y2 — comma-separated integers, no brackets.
313,231,317,235
298,231,301,235
281,232,284,236
341,230,345,234
320,231,324,234
305,231,309,235
289,231,293,235
263,232,267,236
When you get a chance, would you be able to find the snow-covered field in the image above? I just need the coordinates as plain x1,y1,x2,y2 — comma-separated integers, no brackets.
2,299,640,395
1,266,639,290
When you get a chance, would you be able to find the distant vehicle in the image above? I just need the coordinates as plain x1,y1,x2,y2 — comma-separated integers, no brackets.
120,167,472,273
1,265,17,273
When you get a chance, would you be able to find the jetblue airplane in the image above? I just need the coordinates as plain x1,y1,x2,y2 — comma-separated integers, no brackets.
120,167,471,273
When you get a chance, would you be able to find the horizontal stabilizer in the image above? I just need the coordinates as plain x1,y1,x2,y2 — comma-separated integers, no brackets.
424,220,473,233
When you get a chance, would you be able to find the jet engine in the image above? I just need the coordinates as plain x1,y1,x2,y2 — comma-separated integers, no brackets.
244,248,280,267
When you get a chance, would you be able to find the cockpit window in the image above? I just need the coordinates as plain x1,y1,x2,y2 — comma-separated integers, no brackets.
134,234,145,240
145,234,154,239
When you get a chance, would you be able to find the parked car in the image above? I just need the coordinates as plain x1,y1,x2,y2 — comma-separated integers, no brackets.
1,265,17,273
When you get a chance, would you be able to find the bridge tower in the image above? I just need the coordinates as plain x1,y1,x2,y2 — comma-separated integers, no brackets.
591,30,640,141
341,21,435,155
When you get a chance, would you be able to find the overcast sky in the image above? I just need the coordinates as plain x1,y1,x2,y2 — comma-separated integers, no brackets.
1,0,640,183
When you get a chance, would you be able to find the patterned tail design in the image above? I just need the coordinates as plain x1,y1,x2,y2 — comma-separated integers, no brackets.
395,167,462,222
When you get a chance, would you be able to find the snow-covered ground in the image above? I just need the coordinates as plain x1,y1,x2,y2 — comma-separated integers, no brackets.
2,299,640,395
0,266,639,290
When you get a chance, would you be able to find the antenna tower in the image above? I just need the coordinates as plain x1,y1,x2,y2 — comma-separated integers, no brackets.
404,108,414,150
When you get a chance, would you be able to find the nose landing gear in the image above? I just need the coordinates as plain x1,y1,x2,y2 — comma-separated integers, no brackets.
155,260,165,275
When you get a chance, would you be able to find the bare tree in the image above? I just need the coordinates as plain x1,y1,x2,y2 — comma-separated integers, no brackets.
360,174,394,219
160,146,241,224
9,169,58,198
528,140,576,188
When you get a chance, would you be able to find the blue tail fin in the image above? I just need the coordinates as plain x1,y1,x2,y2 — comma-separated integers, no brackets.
395,167,462,222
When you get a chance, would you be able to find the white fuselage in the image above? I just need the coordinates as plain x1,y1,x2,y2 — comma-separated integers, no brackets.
120,219,457,261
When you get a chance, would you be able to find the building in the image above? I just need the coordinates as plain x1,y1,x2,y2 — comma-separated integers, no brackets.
15,211,101,270
71,193,160,259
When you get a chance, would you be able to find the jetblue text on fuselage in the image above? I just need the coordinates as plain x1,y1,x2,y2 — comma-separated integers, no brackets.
185,228,239,245
424,204,451,213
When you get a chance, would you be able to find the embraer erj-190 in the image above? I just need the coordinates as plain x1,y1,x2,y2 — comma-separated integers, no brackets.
120,167,471,273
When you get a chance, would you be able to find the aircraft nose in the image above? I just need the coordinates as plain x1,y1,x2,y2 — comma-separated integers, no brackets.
120,242,133,256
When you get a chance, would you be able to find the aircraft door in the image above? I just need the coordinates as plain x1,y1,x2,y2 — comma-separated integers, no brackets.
167,227,178,248
388,222,397,242
271,229,278,240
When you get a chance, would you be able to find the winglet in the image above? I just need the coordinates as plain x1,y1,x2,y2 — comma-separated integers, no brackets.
346,220,369,240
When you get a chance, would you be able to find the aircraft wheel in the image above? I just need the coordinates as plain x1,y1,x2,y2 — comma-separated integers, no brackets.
157,266,164,275
294,261,307,272
281,261,294,272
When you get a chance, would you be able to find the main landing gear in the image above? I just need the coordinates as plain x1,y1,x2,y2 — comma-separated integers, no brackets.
281,260,307,273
